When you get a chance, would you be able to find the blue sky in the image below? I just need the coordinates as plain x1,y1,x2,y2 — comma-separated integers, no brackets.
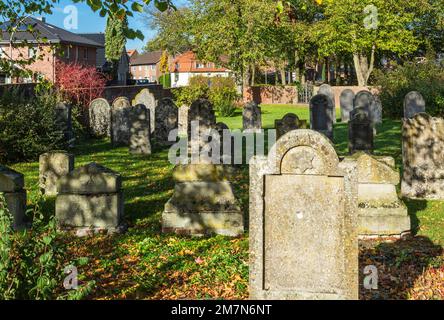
41,0,170,51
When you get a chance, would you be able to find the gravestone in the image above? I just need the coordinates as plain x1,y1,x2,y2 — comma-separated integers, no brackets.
56,162,124,234
111,97,132,146
0,165,27,230
132,88,156,133
242,102,262,132
215,122,233,164
39,151,74,196
155,98,178,146
370,96,382,126
275,113,307,139
348,107,374,154
249,130,358,300
129,104,151,155
162,164,243,236
318,84,336,123
178,105,190,136
404,91,426,118
340,89,355,122
354,153,410,237
309,94,334,140
354,90,374,112
187,99,217,159
54,102,74,146
401,113,444,199
89,98,111,137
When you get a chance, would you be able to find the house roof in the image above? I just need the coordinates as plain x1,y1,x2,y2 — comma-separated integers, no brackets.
130,51,162,66
78,33,105,46
127,49,138,57
0,17,103,47
170,51,230,73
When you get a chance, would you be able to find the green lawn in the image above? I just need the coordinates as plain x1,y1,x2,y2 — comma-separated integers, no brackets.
9,104,444,300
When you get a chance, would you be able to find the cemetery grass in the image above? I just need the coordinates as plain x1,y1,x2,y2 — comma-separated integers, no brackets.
10,110,444,300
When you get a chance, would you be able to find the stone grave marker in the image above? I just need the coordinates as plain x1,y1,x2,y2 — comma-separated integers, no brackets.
132,88,156,133
348,107,374,154
54,102,74,146
275,113,307,139
187,99,217,159
89,98,111,137
111,97,132,146
0,165,27,230
129,104,151,155
249,129,358,300
309,94,334,140
155,98,178,146
39,151,74,196
178,105,190,136
242,102,262,132
340,89,355,122
319,84,336,123
404,91,426,119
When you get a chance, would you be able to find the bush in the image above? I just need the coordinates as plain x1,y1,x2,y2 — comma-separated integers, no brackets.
159,73,171,88
375,60,444,118
0,87,67,163
172,76,238,117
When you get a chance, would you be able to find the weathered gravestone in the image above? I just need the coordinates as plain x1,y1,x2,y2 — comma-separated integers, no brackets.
354,90,374,112
155,98,178,146
318,84,336,123
404,91,426,119
132,88,156,133
340,89,355,122
89,98,111,137
111,97,132,146
55,102,74,146
187,99,217,159
242,102,262,132
401,113,444,199
0,165,27,230
56,162,124,234
371,96,383,126
309,94,334,140
354,153,410,237
39,151,74,196
275,113,307,139
129,104,151,155
215,122,234,164
178,105,190,136
348,107,374,155
162,164,243,236
249,129,358,300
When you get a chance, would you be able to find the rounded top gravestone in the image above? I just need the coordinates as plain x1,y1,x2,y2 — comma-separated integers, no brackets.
404,91,426,119
89,98,111,137
133,88,157,133
354,90,374,111
111,97,132,146
309,93,334,140
155,98,179,145
319,84,334,104
242,102,262,131
340,89,355,122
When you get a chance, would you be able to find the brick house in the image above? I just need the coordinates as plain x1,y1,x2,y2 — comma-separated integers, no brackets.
0,17,103,84
170,51,232,87
129,51,163,82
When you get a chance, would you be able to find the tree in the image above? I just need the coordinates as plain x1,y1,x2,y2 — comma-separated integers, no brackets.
105,14,128,78
312,0,423,86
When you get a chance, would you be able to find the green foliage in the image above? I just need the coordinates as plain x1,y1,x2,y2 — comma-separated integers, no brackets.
172,76,210,106
105,15,128,62
0,87,67,163
375,60,444,118
159,73,171,88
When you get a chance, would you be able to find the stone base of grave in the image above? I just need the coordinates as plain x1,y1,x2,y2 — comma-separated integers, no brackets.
401,178,444,200
59,224,128,237
56,193,124,229
162,165,243,237
4,191,27,230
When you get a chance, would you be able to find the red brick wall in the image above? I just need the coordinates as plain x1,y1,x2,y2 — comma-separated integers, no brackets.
244,86,298,104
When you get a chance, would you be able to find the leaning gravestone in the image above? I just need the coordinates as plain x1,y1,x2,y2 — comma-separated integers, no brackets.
54,102,74,146
39,151,74,196
162,164,243,236
402,113,444,199
309,94,334,140
249,130,358,300
129,104,151,155
155,98,178,146
318,84,336,123
56,162,124,234
355,153,410,237
340,89,355,122
89,98,111,137
0,165,27,230
348,107,374,155
404,91,426,119
242,102,262,132
111,97,132,146
275,113,307,139
178,105,190,136
132,88,156,134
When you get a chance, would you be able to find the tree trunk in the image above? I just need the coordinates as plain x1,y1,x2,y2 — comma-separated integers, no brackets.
251,64,255,86
281,69,286,86
353,46,375,86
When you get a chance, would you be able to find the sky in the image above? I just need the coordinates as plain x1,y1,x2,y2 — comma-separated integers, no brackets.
41,0,162,51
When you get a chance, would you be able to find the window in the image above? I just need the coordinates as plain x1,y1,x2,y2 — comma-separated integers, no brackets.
151,65,155,70
132,66,136,72
65,46,71,59
28,47,37,59
139,66,142,71
196,62,205,69
83,48,88,60
0,48,4,58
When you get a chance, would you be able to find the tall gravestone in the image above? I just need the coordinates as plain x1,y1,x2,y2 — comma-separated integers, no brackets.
215,122,233,164
371,96,383,126
309,94,334,140
155,98,178,146
402,113,444,199
178,105,190,136
249,130,358,300
318,84,336,123
89,98,111,137
340,89,355,122
132,88,156,134
39,151,75,196
54,102,74,146
275,113,307,139
111,97,132,146
404,91,426,119
348,107,374,155
242,102,262,132
129,104,151,155
0,165,27,230
187,99,217,159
